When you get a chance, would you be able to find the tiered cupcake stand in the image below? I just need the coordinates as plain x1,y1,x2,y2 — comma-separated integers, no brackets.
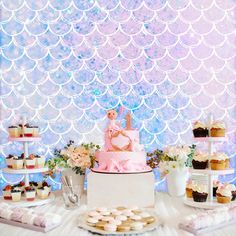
1,137,55,207
184,137,235,209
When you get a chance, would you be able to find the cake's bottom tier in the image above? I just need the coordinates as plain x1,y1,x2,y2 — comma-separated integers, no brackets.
94,151,151,173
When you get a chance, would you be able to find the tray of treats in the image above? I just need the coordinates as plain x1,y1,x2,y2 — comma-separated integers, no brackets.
179,206,236,235
0,202,61,232
78,206,162,235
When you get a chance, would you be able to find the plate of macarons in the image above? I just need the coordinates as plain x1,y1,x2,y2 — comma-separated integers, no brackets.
78,206,162,235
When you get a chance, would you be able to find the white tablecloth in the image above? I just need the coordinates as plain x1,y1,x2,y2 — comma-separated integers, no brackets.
1,192,236,236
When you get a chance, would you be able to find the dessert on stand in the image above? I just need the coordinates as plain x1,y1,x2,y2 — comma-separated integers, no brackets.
184,117,235,209
87,110,155,208
1,117,54,207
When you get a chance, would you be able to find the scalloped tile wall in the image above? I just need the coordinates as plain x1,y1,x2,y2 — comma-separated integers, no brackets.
0,0,235,190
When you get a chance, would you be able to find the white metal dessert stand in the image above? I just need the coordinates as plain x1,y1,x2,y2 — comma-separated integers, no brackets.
184,136,235,209
1,136,53,207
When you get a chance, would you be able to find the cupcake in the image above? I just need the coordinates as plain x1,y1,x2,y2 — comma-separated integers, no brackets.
8,125,20,138
224,183,236,201
192,121,208,137
12,155,24,169
3,185,12,200
25,154,35,169
192,184,208,202
32,126,39,137
210,152,228,170
213,180,222,197
11,188,22,202
186,180,194,198
210,121,225,137
5,154,14,168
216,186,232,204
25,187,36,201
192,152,208,169
35,155,46,168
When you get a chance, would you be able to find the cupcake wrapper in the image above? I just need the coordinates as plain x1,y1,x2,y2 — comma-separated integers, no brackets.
192,160,208,169
213,187,218,197
192,191,208,202
193,128,208,137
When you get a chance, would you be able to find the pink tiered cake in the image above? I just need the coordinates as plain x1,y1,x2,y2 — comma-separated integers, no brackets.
94,110,151,173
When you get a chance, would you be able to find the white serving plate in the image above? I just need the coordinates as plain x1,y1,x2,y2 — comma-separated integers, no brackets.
0,218,60,233
189,168,234,175
0,193,55,207
8,137,41,142
3,167,49,174
193,137,227,142
183,197,236,209
179,219,236,236
78,211,163,235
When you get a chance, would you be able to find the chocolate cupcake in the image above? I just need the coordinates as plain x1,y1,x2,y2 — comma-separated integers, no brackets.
192,121,208,137
192,152,208,169
213,180,222,197
192,184,208,202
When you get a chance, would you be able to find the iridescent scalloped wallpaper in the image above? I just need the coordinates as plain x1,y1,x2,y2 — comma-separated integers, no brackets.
0,0,235,191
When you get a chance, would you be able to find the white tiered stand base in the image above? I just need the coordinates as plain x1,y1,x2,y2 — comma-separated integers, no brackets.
1,136,54,207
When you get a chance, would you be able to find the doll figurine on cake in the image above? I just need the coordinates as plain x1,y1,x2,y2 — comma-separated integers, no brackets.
94,108,150,173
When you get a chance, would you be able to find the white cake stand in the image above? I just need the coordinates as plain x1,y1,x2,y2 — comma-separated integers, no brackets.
2,124,53,207
184,119,234,209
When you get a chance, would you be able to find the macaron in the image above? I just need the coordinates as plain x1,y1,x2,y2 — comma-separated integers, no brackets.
130,215,142,221
139,212,151,218
109,219,122,226
112,210,122,216
88,211,100,217
131,222,143,230
117,224,131,232
101,216,114,222
86,217,98,226
93,215,103,220
101,211,110,216
115,215,127,221
123,210,134,217
95,221,106,230
104,223,117,232
96,207,107,212
144,216,155,224
117,206,126,211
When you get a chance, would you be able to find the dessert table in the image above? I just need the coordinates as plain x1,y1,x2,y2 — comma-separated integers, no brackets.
1,192,235,236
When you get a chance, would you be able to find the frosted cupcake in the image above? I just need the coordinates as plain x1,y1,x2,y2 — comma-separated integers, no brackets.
186,180,194,198
224,183,236,201
210,121,225,137
216,186,232,204
210,152,228,170
192,152,208,169
192,184,208,202
192,121,208,137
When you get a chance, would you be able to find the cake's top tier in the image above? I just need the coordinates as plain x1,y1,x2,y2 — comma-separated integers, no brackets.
104,109,144,152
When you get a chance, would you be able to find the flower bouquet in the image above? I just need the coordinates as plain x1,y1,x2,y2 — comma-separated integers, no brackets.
47,140,100,177
147,144,196,196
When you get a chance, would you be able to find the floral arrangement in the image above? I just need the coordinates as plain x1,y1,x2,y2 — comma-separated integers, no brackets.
47,140,100,176
147,144,196,177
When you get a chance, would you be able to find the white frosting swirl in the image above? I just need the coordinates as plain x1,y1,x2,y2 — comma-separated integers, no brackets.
193,152,208,162
216,187,232,197
192,184,207,193
211,152,229,161
225,183,236,191
193,121,206,129
211,121,225,129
